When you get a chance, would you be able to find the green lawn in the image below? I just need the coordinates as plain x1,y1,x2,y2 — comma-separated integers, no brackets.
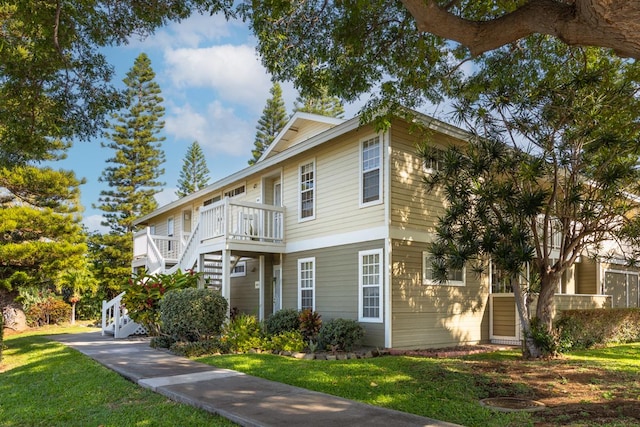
0,326,235,427
197,344,640,427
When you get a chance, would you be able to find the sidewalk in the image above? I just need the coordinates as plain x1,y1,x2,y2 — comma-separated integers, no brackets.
51,331,461,427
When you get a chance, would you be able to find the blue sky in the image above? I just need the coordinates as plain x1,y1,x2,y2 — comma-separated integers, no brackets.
62,13,366,233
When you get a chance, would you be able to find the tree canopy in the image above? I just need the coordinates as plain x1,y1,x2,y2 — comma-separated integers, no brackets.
96,53,166,235
422,37,640,357
249,82,288,165
293,87,345,118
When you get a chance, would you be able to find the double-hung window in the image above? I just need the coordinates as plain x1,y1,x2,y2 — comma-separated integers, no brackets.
298,258,315,311
359,249,383,322
422,252,465,286
299,160,315,220
361,136,381,206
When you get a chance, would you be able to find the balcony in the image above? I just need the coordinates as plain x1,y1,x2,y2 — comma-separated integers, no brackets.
133,199,285,273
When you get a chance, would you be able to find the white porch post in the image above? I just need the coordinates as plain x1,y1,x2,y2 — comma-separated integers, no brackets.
198,253,206,289
259,255,265,321
222,249,231,316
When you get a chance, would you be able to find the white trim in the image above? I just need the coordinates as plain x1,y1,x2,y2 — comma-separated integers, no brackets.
286,226,387,253
422,251,466,286
298,158,316,222
383,130,392,348
258,255,265,321
259,112,346,162
359,134,383,208
358,248,384,323
297,257,316,311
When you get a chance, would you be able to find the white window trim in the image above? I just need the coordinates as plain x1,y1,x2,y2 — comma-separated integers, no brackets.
230,261,247,278
422,251,465,287
358,248,384,323
360,135,383,208
298,159,316,222
297,257,316,311
223,183,246,199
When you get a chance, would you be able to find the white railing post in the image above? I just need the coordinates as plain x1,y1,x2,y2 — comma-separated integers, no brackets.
113,302,121,339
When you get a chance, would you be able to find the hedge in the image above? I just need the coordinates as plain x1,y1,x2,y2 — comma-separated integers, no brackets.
160,288,228,342
556,308,640,350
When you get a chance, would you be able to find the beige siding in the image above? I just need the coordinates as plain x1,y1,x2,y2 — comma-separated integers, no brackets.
281,240,386,347
492,296,516,337
391,239,490,349
282,126,385,243
230,258,260,316
389,121,461,232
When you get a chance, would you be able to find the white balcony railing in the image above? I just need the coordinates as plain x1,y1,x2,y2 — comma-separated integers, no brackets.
133,198,285,272
200,198,285,243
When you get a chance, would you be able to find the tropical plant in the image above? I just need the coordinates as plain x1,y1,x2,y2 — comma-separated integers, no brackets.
221,314,264,353
299,309,322,341
122,269,200,336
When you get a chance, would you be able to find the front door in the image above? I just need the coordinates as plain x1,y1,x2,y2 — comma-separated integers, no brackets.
273,265,282,313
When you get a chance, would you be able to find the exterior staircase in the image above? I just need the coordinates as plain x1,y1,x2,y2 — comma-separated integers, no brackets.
101,292,147,338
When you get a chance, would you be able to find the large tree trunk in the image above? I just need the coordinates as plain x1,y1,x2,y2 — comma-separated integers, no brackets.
401,0,640,58
536,272,560,333
512,281,543,358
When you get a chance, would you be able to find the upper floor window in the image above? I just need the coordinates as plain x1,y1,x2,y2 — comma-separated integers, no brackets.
204,195,221,206
299,160,315,221
423,148,445,173
224,185,245,198
422,252,465,286
361,136,381,206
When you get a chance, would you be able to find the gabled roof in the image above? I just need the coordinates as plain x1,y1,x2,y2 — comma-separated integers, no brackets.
257,112,345,163
133,109,473,226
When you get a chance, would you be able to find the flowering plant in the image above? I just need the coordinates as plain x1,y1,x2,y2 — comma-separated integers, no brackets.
122,269,201,336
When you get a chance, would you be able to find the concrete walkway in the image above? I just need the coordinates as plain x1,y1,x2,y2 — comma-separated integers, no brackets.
51,331,461,427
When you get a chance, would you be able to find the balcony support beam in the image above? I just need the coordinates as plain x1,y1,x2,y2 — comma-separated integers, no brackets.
222,249,231,317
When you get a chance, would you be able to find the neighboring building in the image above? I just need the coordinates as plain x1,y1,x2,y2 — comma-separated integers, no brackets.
122,111,636,348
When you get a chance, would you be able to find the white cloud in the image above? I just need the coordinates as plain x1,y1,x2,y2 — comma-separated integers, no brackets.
128,13,238,50
165,102,254,157
82,214,110,234
155,187,179,207
164,44,271,108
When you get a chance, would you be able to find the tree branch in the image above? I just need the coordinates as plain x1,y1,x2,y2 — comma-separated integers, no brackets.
401,0,640,58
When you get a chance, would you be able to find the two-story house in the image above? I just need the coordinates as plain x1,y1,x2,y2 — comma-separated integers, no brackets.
107,110,637,348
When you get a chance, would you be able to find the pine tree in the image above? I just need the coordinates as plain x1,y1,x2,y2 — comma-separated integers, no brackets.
176,141,210,197
293,86,345,118
0,166,87,293
95,53,166,234
249,82,288,165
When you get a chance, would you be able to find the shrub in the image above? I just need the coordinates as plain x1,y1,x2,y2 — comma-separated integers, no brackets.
555,308,640,350
317,318,364,352
528,317,566,357
299,309,322,341
150,335,175,349
26,297,71,326
170,338,230,357
122,269,201,336
264,309,300,336
222,314,264,353
270,330,305,352
160,288,228,342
